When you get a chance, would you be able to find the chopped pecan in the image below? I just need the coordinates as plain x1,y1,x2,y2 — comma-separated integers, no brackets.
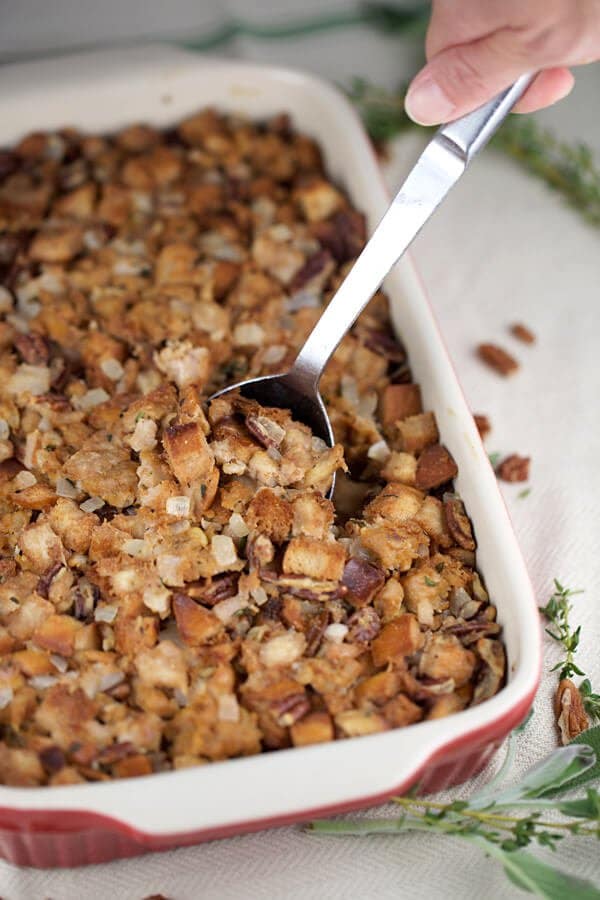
472,638,506,704
13,332,50,365
443,495,476,550
341,557,385,608
473,414,491,439
363,328,406,363
347,607,381,643
312,209,365,262
271,692,311,727
496,454,530,483
555,678,589,745
477,343,519,376
510,322,536,344
39,745,66,774
305,609,329,656
289,249,333,292
443,619,501,644
187,573,240,606
415,444,458,490
245,414,286,450
36,562,64,599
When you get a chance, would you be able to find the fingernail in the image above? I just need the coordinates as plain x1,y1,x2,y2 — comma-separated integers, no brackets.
405,76,456,126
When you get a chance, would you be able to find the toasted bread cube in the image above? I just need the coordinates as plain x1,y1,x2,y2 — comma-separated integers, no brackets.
163,422,215,485
290,712,334,746
426,692,467,720
173,593,223,646
295,179,344,222
374,578,404,623
47,498,97,554
419,634,475,687
371,614,424,667
32,614,82,657
29,225,83,263
13,648,55,677
10,483,57,510
380,384,422,429
135,640,188,695
381,451,417,485
364,483,424,525
355,670,401,706
415,444,458,490
291,492,334,539
155,242,197,284
414,496,452,548
63,438,137,509
282,536,346,581
382,693,423,727
114,615,159,657
396,412,439,453
113,754,153,779
17,521,65,574
359,521,427,571
334,709,388,737
246,488,293,543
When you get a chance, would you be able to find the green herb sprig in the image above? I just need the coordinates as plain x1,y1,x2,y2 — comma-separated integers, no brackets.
539,580,600,724
310,735,600,899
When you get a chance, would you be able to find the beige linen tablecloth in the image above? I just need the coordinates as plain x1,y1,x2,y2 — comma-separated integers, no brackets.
0,5,599,897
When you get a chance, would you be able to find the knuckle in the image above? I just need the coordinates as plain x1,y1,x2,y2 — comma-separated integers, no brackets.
439,44,489,101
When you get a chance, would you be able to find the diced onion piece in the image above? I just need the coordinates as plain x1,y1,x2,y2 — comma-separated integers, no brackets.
0,419,9,440
80,496,105,513
50,654,69,673
75,388,110,410
232,323,264,347
94,605,118,623
226,512,249,539
217,694,240,722
0,286,13,313
13,470,37,490
324,623,348,644
128,417,157,452
123,539,148,558
98,671,125,693
286,290,320,312
0,686,13,709
211,534,238,567
260,631,306,668
262,344,287,366
213,595,247,624
29,675,58,690
367,439,391,462
6,364,51,397
56,477,79,499
166,496,191,518
142,584,171,618
311,436,328,453
100,357,124,380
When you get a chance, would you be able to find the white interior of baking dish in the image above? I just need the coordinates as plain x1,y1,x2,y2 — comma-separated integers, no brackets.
0,46,541,835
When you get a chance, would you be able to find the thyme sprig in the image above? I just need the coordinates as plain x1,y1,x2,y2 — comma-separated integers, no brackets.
346,79,600,227
539,580,600,723
539,579,585,681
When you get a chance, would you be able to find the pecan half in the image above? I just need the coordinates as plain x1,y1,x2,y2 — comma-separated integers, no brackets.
415,444,458,490
496,454,530,483
510,322,536,344
341,557,385,608
13,332,50,366
555,678,589,745
477,343,519,376
444,495,476,550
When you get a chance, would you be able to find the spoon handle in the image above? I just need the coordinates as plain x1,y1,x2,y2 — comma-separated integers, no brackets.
288,74,534,391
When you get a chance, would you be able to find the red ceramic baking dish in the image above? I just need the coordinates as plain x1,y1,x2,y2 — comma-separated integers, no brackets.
0,45,541,868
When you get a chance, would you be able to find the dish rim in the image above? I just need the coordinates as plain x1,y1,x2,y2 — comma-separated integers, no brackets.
0,44,541,840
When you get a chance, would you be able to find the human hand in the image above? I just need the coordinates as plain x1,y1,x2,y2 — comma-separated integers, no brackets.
405,0,600,125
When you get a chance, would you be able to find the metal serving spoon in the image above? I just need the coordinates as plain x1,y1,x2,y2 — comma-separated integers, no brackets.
210,76,534,487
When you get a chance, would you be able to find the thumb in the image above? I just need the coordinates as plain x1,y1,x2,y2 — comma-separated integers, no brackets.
405,32,537,125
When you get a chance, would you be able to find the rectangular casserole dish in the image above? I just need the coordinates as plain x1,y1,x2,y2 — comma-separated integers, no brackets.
0,44,541,868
